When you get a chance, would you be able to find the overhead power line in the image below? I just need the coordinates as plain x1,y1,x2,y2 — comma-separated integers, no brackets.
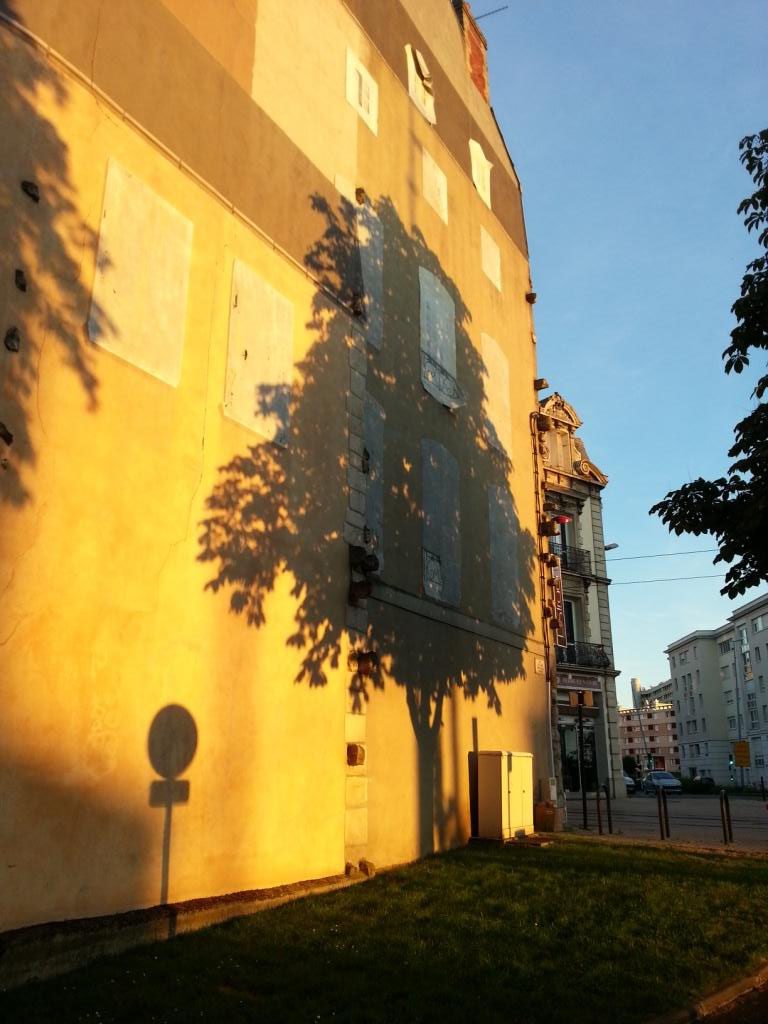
611,574,726,586
607,548,718,562
475,4,510,20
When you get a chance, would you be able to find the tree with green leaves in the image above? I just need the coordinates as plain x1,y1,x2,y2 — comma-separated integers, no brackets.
651,130,768,598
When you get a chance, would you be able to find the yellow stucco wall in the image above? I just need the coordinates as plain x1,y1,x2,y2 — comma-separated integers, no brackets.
1,0,550,933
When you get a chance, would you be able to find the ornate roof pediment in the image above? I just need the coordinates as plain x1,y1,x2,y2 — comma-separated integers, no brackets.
540,392,582,428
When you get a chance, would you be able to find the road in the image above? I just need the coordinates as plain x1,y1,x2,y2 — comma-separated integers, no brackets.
565,792,768,851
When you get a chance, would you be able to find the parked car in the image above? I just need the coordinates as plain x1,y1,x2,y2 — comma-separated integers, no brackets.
692,775,717,793
623,773,636,795
643,771,682,795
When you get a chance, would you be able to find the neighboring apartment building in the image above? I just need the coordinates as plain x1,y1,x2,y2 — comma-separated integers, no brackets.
619,700,680,774
537,394,625,797
631,676,674,707
1,1,556,934
665,593,768,785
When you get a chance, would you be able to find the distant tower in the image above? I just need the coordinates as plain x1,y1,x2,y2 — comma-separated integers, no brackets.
631,677,643,709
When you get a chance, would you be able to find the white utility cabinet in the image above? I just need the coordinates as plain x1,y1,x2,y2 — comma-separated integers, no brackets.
476,750,534,839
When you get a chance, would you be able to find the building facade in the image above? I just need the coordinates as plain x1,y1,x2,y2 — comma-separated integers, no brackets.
1,1,557,933
619,702,680,775
665,593,768,785
631,676,674,707
537,394,624,797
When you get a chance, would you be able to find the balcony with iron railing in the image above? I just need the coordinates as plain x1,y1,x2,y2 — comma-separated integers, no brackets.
549,541,592,576
556,641,612,670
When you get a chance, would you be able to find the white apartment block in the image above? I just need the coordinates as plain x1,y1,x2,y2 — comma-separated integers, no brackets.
665,592,768,786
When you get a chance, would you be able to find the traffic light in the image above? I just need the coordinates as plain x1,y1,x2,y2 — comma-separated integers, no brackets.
729,752,735,770
646,754,653,770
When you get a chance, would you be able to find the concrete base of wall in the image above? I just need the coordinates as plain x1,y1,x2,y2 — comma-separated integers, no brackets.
0,874,360,992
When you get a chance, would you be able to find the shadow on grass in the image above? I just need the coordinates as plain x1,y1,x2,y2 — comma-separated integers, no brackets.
4,842,768,1024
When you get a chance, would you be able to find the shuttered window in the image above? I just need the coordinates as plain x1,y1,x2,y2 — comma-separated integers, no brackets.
418,267,463,408
346,50,378,134
488,486,521,631
405,44,436,124
421,439,460,605
469,139,493,208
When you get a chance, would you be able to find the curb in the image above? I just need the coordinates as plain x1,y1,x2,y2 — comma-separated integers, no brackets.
647,962,768,1023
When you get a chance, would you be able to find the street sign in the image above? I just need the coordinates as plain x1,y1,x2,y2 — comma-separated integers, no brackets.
734,740,750,768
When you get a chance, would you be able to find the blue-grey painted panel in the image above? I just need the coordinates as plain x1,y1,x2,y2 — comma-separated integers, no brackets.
421,439,461,606
364,394,385,571
358,205,383,349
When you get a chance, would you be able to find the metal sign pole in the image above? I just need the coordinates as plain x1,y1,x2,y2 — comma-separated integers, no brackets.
578,695,588,830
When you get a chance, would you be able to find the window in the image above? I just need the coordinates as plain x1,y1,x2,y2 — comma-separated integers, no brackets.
756,754,765,768
418,268,462,408
701,718,706,732
346,50,378,134
422,148,448,223
468,139,492,208
760,675,766,693
725,690,734,705
679,651,688,664
763,705,768,723
756,646,762,662
720,664,731,680
674,676,678,691
753,615,765,632
698,692,703,708
225,259,293,445
421,439,460,605
743,649,753,681
480,227,501,291
671,655,676,668
739,625,749,650
719,639,733,655
728,716,737,730
694,645,698,660
405,44,436,124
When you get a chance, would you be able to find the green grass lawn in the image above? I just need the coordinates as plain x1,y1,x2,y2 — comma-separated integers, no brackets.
4,838,768,1023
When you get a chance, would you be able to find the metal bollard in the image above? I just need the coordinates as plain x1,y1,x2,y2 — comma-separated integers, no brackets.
661,786,671,839
595,786,603,835
719,790,729,845
656,787,665,840
724,790,734,843
603,780,613,834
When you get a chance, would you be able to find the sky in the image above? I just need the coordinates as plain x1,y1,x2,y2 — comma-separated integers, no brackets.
483,1,768,706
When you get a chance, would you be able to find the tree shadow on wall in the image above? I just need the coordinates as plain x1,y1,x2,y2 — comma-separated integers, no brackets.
198,191,536,855
0,4,108,506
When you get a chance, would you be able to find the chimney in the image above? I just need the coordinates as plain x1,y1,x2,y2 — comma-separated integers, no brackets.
453,2,490,102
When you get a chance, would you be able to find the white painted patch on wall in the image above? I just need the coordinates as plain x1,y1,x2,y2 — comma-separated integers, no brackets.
488,485,521,631
422,147,448,224
469,139,493,209
346,49,378,135
480,226,501,291
481,332,512,457
224,259,294,445
88,160,193,387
